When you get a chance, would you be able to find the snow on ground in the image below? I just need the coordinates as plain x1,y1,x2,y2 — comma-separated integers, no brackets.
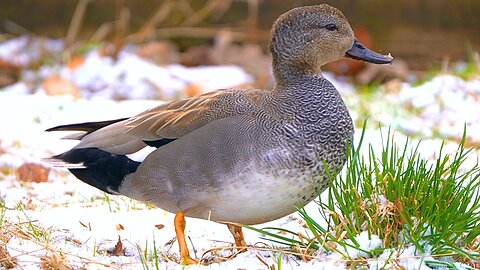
397,75,480,141
1,85,478,269
1,36,253,101
52,51,253,100
0,36,63,67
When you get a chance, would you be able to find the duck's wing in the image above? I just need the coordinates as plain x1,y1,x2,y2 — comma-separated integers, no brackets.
125,89,260,139
49,89,264,155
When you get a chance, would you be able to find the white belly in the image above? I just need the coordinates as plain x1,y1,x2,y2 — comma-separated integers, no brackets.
186,169,320,225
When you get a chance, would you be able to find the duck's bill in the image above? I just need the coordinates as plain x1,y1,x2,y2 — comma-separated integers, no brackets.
345,39,393,64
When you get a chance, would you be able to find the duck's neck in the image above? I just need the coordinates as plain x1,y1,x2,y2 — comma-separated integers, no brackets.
271,62,329,98
271,57,323,86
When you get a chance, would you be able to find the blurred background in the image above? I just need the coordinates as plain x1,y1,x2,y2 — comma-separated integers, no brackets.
2,0,479,67
1,0,479,87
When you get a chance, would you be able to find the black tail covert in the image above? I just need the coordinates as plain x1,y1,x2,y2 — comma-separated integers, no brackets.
53,148,140,194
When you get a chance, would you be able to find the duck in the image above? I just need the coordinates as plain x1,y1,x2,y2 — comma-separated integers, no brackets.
46,4,392,265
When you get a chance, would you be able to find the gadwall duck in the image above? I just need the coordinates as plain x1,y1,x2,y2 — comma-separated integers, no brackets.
47,4,392,264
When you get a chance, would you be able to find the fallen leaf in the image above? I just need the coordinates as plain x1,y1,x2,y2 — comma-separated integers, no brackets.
69,238,82,245
67,55,85,70
15,163,50,183
113,236,124,256
185,83,202,97
0,59,20,88
42,75,79,97
116,224,124,230
20,198,36,210
0,245,16,269
155,224,165,230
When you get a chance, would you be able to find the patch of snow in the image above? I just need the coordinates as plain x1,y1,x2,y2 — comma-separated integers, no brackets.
0,81,31,94
336,231,382,259
6,238,47,267
169,64,253,91
370,245,434,270
52,50,253,100
395,245,434,270
397,75,480,142
0,36,254,101
0,36,63,67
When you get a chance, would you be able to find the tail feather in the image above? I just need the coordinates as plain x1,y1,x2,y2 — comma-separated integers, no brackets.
52,147,140,194
46,118,128,139
46,118,177,194
42,157,86,168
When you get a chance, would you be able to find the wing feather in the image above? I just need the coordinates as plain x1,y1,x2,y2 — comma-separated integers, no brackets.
125,89,264,139
51,89,266,155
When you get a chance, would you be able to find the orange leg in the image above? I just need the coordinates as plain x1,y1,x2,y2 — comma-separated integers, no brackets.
226,224,247,252
174,211,197,265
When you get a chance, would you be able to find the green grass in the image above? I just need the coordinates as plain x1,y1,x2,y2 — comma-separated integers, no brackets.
135,236,163,270
0,201,5,228
15,203,53,244
254,126,480,267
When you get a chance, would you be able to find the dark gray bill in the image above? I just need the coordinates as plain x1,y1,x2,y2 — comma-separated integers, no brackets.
346,39,393,64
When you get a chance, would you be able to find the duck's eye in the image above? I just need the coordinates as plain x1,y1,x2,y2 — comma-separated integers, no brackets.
325,23,337,31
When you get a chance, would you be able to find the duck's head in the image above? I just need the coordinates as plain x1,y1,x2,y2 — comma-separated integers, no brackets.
270,4,392,79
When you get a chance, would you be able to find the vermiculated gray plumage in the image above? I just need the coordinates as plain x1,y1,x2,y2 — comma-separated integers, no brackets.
47,4,391,227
